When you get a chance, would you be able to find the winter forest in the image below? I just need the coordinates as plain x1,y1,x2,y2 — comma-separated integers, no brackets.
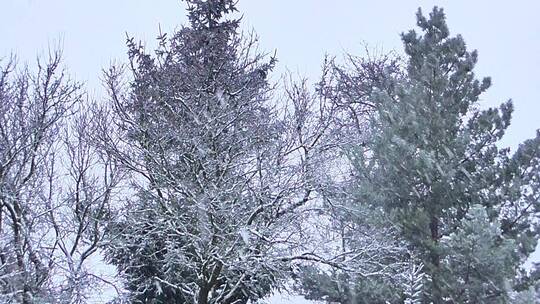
1,0,540,303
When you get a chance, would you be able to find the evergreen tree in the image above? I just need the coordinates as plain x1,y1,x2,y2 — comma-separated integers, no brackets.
351,7,540,303
102,1,316,303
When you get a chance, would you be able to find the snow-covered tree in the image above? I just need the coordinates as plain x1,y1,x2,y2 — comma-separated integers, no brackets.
292,51,411,304
350,6,540,303
0,52,119,303
100,1,326,303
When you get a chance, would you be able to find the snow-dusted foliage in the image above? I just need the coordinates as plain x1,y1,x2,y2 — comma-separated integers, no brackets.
441,205,517,302
1,2,539,304
403,261,424,304
99,1,331,303
345,6,540,303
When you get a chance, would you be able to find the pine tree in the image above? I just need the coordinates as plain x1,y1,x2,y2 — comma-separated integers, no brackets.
351,7,540,303
102,1,315,303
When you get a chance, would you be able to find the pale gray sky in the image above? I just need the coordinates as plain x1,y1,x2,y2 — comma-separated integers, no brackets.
1,1,539,303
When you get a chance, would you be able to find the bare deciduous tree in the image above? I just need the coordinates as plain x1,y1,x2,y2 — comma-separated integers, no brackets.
0,52,121,303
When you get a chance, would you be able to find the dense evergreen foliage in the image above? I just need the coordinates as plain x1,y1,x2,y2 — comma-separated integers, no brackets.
299,7,540,304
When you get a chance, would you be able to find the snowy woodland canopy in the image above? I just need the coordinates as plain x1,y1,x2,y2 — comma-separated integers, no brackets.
0,1,539,303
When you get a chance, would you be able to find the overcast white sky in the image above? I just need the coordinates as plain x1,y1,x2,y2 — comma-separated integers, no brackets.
1,1,539,303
